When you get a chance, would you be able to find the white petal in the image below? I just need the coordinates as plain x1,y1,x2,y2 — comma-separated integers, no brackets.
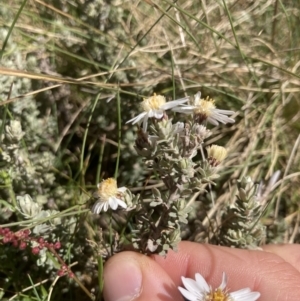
181,277,203,295
268,170,281,188
194,92,201,104
231,288,251,295
177,96,191,103
212,112,235,123
148,110,164,119
109,197,118,210
172,105,195,114
161,97,189,110
220,117,235,124
215,109,235,115
142,117,149,132
178,287,199,301
92,201,105,214
210,109,235,124
147,110,155,118
195,273,210,292
207,116,220,126
230,288,261,301
117,199,127,209
118,187,127,193
219,272,227,290
103,202,109,212
153,111,164,119
126,112,147,124
224,117,235,123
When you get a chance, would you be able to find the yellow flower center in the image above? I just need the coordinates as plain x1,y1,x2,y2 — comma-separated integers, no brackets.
205,288,232,301
97,178,118,200
141,93,166,112
194,97,216,117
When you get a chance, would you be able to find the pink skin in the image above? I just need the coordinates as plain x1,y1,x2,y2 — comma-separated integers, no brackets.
103,241,300,301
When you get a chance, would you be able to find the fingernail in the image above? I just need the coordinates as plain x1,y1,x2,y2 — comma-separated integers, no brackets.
104,258,142,301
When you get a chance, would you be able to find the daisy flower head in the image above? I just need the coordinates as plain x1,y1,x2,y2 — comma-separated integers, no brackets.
173,92,235,126
92,178,127,214
126,93,189,132
178,272,260,301
207,144,228,167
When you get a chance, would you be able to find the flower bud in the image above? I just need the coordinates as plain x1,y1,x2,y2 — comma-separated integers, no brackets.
206,145,227,166
5,120,25,142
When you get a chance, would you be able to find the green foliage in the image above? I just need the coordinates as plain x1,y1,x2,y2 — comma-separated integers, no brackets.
0,0,299,300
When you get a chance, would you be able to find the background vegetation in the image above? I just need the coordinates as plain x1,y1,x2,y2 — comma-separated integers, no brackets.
0,0,299,300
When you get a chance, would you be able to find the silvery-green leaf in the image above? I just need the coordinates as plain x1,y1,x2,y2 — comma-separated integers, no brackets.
17,194,41,219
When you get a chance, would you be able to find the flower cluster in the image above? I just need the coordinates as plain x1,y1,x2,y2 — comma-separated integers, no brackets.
0,227,61,255
57,264,74,278
91,91,236,256
0,225,77,280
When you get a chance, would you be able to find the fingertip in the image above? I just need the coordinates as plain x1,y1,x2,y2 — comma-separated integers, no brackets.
103,251,183,301
103,252,142,301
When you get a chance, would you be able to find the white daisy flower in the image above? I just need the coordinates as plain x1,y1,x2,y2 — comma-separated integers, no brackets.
173,92,235,126
178,272,260,301
92,178,127,214
126,93,189,131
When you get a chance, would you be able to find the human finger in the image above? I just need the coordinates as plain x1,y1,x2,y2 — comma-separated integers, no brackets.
262,243,300,273
103,241,300,301
103,250,183,301
154,241,300,301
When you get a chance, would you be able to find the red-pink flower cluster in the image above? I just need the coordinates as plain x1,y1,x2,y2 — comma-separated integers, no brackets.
0,227,61,254
0,227,75,279
57,264,74,278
